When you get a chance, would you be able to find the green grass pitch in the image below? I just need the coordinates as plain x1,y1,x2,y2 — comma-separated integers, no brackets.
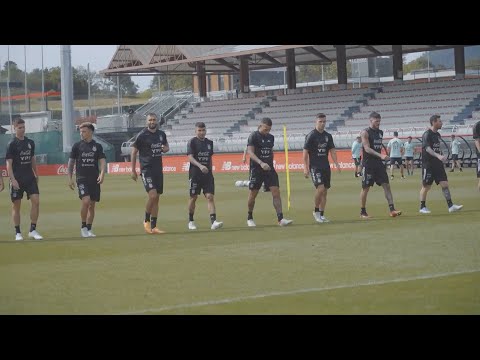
0,170,479,314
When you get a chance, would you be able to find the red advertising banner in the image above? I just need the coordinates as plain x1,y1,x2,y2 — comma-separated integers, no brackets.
107,150,357,174
0,164,69,177
0,150,357,178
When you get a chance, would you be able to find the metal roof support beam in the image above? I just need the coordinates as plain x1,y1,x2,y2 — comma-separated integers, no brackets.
335,45,347,89
454,46,465,80
213,58,239,71
392,45,403,83
303,46,332,64
286,49,297,91
364,45,382,56
239,56,250,94
257,52,282,65
196,61,207,98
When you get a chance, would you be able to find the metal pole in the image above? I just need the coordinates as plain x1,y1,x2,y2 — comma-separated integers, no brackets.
117,75,121,115
427,51,430,83
283,68,286,95
7,45,13,134
60,45,75,153
87,63,92,117
41,45,45,111
24,45,28,112
321,65,325,91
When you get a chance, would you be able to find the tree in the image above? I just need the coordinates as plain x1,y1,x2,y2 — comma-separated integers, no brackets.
150,74,192,91
108,75,139,96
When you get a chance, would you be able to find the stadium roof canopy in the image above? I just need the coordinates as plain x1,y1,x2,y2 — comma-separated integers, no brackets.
101,45,452,76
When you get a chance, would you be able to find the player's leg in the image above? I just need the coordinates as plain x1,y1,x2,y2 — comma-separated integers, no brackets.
12,197,23,240
188,175,199,230
320,169,331,222
360,166,374,218
419,167,433,213
28,193,43,239
149,173,165,234
399,159,405,179
80,195,91,237
86,201,97,237
204,175,222,230
268,171,292,226
378,163,401,217
437,167,462,212
85,182,100,237
247,169,262,226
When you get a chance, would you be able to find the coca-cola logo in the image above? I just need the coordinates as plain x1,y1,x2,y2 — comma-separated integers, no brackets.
57,164,69,175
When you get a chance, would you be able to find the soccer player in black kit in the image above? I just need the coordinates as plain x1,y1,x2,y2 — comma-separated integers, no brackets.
246,117,293,227
473,120,480,192
186,122,223,231
303,113,340,223
5,118,43,240
68,122,106,238
419,115,463,214
131,113,169,234
360,112,402,219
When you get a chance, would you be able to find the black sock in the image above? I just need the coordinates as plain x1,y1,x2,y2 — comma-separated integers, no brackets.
277,212,283,222
30,223,36,232
87,224,92,231
151,217,157,229
447,199,453,208
189,213,194,222
361,207,367,214
421,201,426,209
15,225,21,234
145,212,151,223
210,213,216,224
389,204,395,211
319,210,324,216
82,222,87,229
247,211,253,220
314,207,319,213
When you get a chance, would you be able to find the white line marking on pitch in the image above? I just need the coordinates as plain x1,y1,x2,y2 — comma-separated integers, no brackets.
117,269,480,315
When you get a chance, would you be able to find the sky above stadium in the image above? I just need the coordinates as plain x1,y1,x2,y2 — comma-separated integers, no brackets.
0,45,153,91
0,45,424,92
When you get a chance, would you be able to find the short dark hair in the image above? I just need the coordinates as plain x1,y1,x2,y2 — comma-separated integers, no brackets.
316,113,326,119
451,134,455,138
79,122,95,132
407,136,412,139
261,117,272,126
430,115,441,125
393,131,398,137
195,122,206,128
369,111,381,119
146,112,157,119
13,118,25,127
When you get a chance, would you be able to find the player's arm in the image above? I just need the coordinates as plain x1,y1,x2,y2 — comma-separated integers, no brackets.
188,154,208,174
302,149,310,178
361,130,387,160
330,148,341,172
423,132,446,162
131,145,139,181
161,142,169,153
242,145,248,163
31,155,39,184
67,157,76,190
475,138,480,153
247,145,270,171
6,159,19,190
98,158,106,184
